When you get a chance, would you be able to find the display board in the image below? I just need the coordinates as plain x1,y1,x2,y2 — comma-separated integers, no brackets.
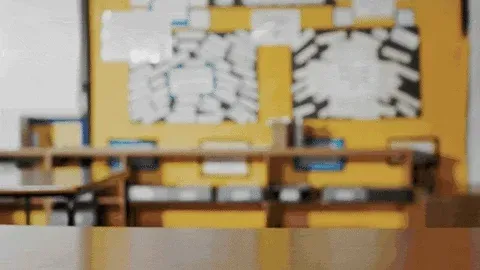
91,0,469,228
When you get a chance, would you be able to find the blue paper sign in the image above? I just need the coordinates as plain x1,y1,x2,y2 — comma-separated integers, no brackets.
294,138,345,171
109,139,158,171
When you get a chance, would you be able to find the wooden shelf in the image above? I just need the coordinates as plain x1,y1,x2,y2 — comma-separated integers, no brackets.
0,196,120,208
0,147,412,161
0,148,48,158
129,202,266,210
280,202,411,211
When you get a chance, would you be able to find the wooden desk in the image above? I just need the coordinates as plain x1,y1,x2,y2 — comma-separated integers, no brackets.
0,227,475,269
0,170,128,226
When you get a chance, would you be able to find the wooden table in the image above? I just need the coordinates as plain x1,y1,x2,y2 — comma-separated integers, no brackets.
0,226,476,269
0,169,128,226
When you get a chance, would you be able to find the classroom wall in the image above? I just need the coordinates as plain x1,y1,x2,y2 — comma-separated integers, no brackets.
90,0,469,228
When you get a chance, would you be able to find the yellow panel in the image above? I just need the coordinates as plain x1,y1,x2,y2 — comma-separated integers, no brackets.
51,122,82,147
211,6,335,31
210,7,251,32
53,167,84,186
336,0,415,8
300,6,334,29
335,0,351,7
13,210,47,226
308,211,408,228
162,211,266,228
258,47,293,120
397,0,415,9
353,18,396,28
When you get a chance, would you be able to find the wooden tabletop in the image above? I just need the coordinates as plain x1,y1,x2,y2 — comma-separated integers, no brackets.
0,170,128,196
0,226,476,270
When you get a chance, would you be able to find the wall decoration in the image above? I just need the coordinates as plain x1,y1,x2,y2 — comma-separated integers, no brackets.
294,138,345,172
291,27,421,120
128,30,259,124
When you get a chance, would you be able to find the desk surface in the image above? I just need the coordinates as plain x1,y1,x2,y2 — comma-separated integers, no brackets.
0,169,127,196
0,226,477,270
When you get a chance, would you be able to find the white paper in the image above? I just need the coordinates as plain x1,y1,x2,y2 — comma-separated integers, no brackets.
190,0,209,7
251,9,301,47
178,190,199,201
129,186,156,200
333,8,354,27
397,9,416,26
293,29,316,52
169,67,215,95
333,189,357,201
231,190,252,201
151,0,189,26
280,189,300,202
390,28,419,50
353,0,395,19
101,10,172,63
130,0,151,7
189,9,211,29
214,0,235,6
202,141,249,176
390,141,436,155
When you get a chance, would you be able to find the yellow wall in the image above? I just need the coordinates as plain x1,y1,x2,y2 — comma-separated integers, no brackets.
90,1,468,228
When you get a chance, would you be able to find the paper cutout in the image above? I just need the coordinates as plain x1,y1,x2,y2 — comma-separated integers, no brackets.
251,9,301,47
201,141,249,176
291,28,421,120
101,10,172,63
353,0,396,19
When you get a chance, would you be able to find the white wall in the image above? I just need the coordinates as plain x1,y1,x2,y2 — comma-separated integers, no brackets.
0,0,88,150
468,0,480,190
0,0,87,119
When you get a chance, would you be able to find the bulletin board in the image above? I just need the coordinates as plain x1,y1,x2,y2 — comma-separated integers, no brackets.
90,0,469,228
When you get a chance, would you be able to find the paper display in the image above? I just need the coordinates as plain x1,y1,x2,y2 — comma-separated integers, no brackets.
128,30,260,124
201,141,249,176
251,10,301,47
101,10,172,63
291,27,421,120
353,0,396,19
